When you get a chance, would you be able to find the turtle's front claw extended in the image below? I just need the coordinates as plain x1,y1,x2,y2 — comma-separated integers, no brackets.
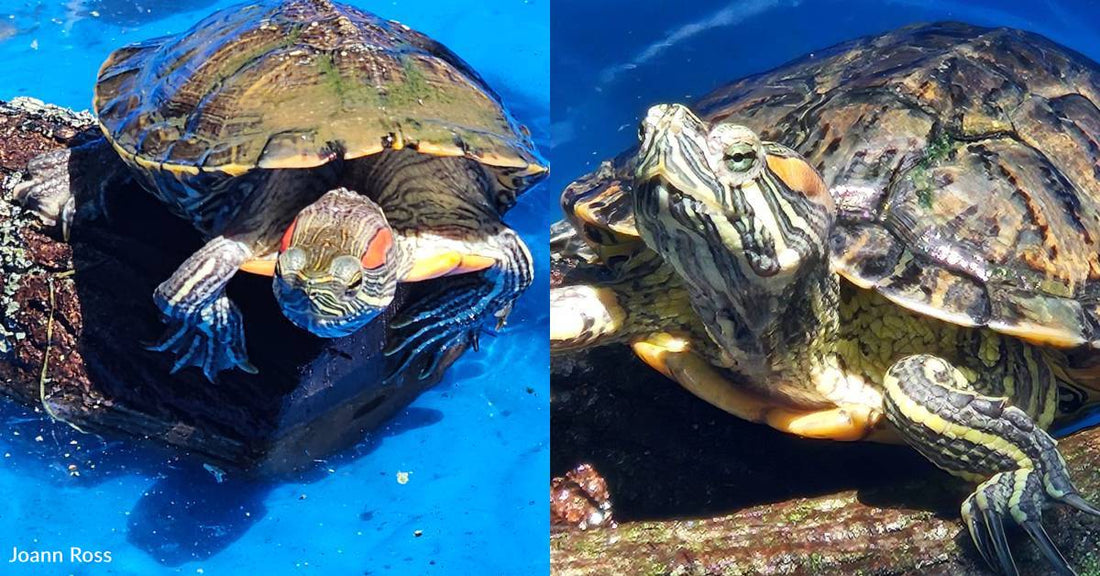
384,274,496,380
12,139,124,241
147,294,256,380
884,355,1100,576
960,467,1098,576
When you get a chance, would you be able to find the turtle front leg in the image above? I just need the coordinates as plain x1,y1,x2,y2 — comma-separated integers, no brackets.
148,236,256,380
384,227,533,379
632,332,888,441
12,137,130,240
883,354,1100,576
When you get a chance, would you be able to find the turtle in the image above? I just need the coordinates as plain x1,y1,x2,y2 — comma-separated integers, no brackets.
12,0,546,381
550,23,1100,576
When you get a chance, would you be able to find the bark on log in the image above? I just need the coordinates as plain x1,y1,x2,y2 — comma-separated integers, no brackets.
551,427,1100,575
0,98,463,475
550,234,1100,576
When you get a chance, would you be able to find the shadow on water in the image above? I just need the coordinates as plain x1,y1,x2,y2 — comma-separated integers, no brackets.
2,395,443,565
125,406,442,566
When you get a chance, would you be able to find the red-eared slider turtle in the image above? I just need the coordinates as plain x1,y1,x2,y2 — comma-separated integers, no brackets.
551,23,1100,575
14,0,546,380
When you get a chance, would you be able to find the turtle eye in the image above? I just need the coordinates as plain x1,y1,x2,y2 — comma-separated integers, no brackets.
277,247,308,275
346,274,363,293
724,144,757,172
331,255,363,283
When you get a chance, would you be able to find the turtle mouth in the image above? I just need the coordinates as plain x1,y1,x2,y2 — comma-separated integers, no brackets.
282,301,383,338
637,174,723,222
274,282,384,338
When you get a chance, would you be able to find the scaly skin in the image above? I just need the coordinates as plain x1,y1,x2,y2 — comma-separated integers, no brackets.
550,103,1100,576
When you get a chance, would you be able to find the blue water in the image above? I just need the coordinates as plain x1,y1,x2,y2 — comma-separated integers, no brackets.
0,1,549,574
551,0,1100,197
551,0,1100,434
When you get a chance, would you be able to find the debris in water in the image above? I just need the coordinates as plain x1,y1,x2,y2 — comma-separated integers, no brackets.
202,463,226,483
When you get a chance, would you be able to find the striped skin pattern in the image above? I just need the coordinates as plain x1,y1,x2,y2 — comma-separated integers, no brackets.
883,354,1100,575
273,188,405,337
146,147,534,379
549,252,702,354
622,103,1100,575
633,104,836,384
345,150,535,378
553,23,1100,575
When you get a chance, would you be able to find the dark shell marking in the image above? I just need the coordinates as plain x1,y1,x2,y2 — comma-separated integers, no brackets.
94,0,544,182
581,23,1100,349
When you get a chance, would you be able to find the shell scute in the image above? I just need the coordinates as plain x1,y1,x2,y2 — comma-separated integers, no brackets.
95,0,545,183
570,23,1100,349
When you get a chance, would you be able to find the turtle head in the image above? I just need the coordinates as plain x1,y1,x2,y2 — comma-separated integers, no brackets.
273,188,405,338
632,104,836,367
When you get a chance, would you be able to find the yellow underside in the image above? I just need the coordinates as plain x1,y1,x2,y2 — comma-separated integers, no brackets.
629,286,1080,442
104,124,548,180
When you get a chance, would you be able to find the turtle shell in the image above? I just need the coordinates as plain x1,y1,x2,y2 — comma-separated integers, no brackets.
93,0,545,188
569,22,1100,349
561,153,642,265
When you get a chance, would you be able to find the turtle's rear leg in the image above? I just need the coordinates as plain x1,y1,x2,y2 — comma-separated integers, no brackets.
11,137,129,240
883,354,1099,576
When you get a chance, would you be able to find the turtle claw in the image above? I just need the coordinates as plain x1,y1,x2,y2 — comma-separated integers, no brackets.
494,302,514,330
1060,492,1100,517
1020,519,1072,576
148,295,253,380
384,274,498,380
962,486,1019,576
960,469,1084,576
13,148,77,235
12,139,124,240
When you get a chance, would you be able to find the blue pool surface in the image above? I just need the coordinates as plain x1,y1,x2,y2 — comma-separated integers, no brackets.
0,0,548,574
551,0,1100,434
551,0,1100,198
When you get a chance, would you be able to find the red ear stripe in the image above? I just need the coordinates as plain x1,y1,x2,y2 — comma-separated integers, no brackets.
361,228,393,269
280,219,298,252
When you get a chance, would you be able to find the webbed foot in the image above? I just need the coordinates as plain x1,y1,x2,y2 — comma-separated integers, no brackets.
385,228,532,380
148,293,256,381
384,274,494,379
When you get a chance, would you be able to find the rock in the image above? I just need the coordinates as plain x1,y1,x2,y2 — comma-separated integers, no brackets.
550,232,1100,575
0,98,466,475
551,463,615,530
